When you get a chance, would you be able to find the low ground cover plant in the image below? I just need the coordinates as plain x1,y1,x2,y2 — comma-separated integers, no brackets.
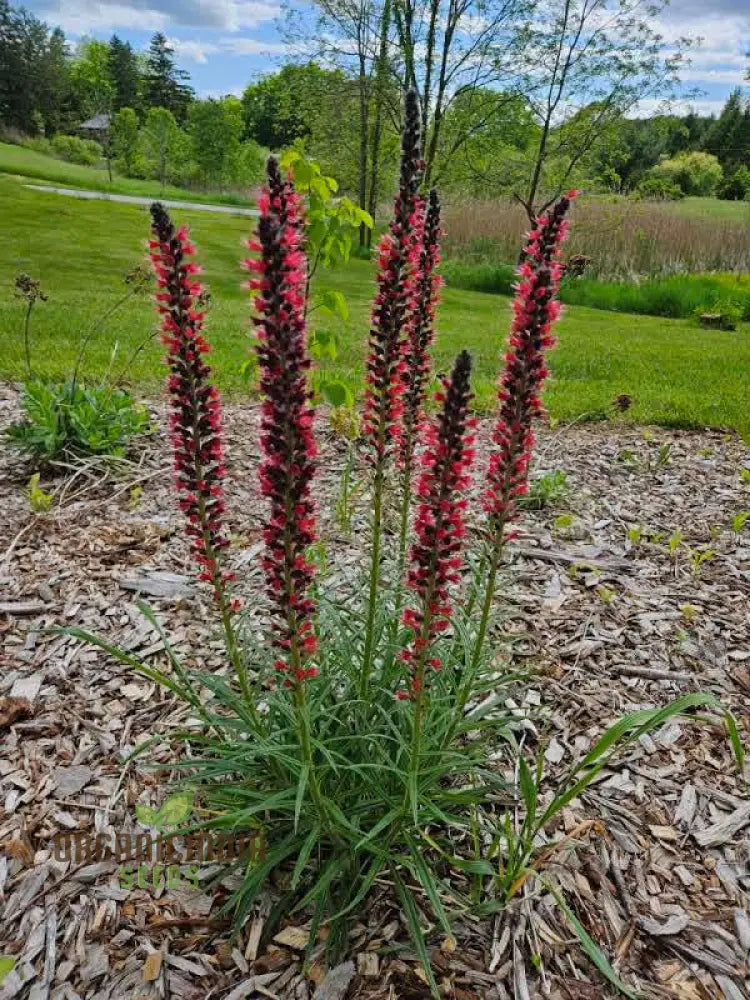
5,380,149,463
69,94,741,995
5,266,152,465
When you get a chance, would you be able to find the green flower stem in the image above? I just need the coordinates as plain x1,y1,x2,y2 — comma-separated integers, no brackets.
391,448,414,645
360,458,385,700
449,533,506,740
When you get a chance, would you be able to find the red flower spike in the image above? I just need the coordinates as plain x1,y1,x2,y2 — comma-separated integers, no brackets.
400,188,442,468
399,351,475,699
362,89,423,466
247,156,318,684
483,193,575,538
149,203,231,607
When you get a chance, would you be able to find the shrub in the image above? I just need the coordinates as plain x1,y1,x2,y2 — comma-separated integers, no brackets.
68,97,740,995
441,260,517,295
635,176,684,201
50,134,103,166
5,381,149,463
560,272,750,321
648,151,723,197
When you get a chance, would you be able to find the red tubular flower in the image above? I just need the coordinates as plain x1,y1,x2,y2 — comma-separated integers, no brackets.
362,89,423,465
400,188,442,467
399,351,476,698
149,202,232,605
244,157,318,685
483,192,575,538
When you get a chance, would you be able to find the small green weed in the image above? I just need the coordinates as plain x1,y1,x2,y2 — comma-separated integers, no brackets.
519,469,569,510
25,472,52,513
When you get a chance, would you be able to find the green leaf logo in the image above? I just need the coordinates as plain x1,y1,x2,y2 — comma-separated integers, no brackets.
0,957,16,985
136,792,193,831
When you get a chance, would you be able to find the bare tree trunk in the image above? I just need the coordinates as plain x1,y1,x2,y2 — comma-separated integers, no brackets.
366,0,391,247
358,52,370,247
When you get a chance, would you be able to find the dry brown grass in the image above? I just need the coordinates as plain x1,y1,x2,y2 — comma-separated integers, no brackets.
442,197,750,278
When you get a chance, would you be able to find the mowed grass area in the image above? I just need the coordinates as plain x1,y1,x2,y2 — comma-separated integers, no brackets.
0,142,257,207
1,175,748,434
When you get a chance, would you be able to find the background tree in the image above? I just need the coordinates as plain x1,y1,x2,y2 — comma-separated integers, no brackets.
111,106,139,173
143,33,192,122
70,39,113,118
242,63,348,149
108,35,140,112
389,0,525,185
142,105,180,189
435,89,537,196
188,97,244,187
0,1,74,134
513,0,692,218
704,89,750,171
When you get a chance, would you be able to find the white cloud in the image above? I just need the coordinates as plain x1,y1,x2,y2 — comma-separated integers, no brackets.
679,66,748,86
168,35,288,63
38,0,168,34
37,0,280,36
222,36,288,55
168,38,221,63
629,97,731,118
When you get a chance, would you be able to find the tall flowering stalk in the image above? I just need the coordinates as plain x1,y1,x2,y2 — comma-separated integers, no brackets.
244,157,319,693
396,188,443,576
360,89,423,696
400,351,475,783
470,192,575,669
148,203,249,701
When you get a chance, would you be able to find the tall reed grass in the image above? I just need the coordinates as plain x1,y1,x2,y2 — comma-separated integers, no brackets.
442,196,750,278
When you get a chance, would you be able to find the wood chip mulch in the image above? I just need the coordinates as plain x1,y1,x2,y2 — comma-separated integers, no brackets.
1,383,748,1000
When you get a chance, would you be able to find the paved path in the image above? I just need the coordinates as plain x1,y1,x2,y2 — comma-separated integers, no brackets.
25,184,259,217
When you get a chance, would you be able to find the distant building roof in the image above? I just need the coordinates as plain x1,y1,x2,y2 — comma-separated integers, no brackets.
78,113,111,131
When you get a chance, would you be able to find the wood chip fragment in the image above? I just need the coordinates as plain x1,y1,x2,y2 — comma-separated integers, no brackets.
142,952,163,982
0,697,31,728
694,802,750,847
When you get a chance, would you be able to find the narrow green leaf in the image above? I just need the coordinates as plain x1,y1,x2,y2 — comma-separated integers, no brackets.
355,807,401,849
544,879,639,999
405,837,454,941
291,826,319,889
295,765,309,833
724,711,746,773
392,869,439,998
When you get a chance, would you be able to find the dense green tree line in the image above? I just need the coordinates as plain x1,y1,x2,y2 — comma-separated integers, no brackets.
0,2,193,130
1,0,748,203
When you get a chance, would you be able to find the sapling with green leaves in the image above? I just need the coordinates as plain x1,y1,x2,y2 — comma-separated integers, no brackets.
280,147,373,321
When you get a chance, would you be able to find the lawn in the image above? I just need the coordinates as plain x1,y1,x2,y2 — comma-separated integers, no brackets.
668,195,750,223
1,175,748,434
0,141,257,207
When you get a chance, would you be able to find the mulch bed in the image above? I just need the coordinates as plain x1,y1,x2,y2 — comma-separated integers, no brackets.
1,382,748,1000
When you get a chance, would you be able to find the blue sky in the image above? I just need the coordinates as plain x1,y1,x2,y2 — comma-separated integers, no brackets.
28,0,750,115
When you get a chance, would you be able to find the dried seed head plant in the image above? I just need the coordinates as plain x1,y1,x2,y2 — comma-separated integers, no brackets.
65,98,741,1000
